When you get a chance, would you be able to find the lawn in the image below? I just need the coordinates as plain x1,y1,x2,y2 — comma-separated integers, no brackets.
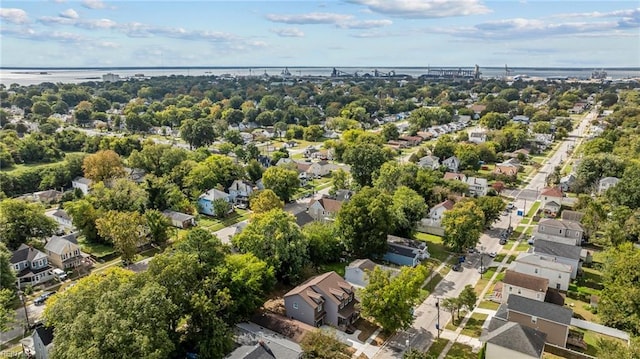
525,201,540,218
461,313,488,338
423,272,443,294
318,262,346,277
414,232,449,262
478,300,500,310
197,209,251,231
570,327,626,357
77,237,115,258
427,338,450,356
446,343,475,359
514,240,532,252
565,298,599,323
1,160,62,174
475,267,499,295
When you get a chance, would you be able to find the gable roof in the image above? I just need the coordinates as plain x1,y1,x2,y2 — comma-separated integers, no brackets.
433,199,455,211
560,210,585,222
540,187,563,197
284,271,354,308
484,322,547,358
466,176,488,186
538,219,584,231
443,172,466,181
199,188,230,201
11,244,47,264
533,239,582,261
514,253,572,272
507,294,573,326
294,212,314,227
72,176,92,185
162,210,195,222
503,270,548,292
599,176,620,185
52,209,71,221
45,235,79,255
309,197,342,213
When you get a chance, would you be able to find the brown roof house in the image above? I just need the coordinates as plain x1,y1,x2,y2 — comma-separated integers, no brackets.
284,271,359,330
501,270,548,304
494,295,573,347
307,196,343,221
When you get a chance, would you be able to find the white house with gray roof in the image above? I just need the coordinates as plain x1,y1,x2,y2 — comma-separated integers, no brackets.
598,176,620,194
10,244,54,288
532,239,582,279
466,176,488,197
511,253,572,291
534,219,584,246
71,177,92,195
482,321,546,359
418,155,440,170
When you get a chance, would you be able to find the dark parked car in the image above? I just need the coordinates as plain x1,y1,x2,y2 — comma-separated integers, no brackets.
499,238,507,245
34,291,55,305
452,263,463,272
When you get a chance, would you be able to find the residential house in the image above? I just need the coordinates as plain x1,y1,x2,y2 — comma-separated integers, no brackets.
284,271,359,329
418,155,440,170
48,209,73,229
443,156,460,172
162,210,196,229
45,234,84,270
468,130,487,144
466,176,488,197
383,235,430,267
598,177,620,194
416,131,434,140
71,177,92,195
443,172,467,182
307,196,343,221
493,164,519,177
294,212,314,228
228,180,255,207
559,174,576,192
496,295,572,347
501,270,548,303
124,167,146,184
344,259,377,287
428,199,455,221
469,104,487,117
512,115,530,124
33,325,54,359
306,161,338,178
534,219,584,246
511,253,572,291
398,135,423,146
10,244,54,288
311,149,334,161
226,322,302,359
32,190,63,204
533,239,582,279
197,189,231,216
482,321,546,359
539,187,563,215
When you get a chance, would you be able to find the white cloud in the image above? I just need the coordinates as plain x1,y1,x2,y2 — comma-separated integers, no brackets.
339,19,392,29
0,8,29,24
59,9,79,19
346,0,491,19
552,8,640,19
81,0,106,10
266,12,353,25
270,28,305,37
77,18,118,29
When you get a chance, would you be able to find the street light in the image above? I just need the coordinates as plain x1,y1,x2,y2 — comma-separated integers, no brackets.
435,297,441,339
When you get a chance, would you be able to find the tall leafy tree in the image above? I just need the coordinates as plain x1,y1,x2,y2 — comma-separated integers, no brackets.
249,189,284,213
180,118,216,149
245,159,264,183
144,209,171,245
391,186,427,237
65,199,103,243
302,221,343,265
441,200,485,252
373,161,419,193
336,187,394,258
82,149,126,183
0,289,15,332
475,197,506,228
232,209,308,282
0,243,16,290
261,166,300,203
0,199,57,250
96,211,145,262
300,330,351,359
360,266,428,333
90,179,148,212
186,154,243,195
343,143,388,187
599,243,640,335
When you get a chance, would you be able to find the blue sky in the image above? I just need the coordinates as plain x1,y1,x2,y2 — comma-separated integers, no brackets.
1,0,638,67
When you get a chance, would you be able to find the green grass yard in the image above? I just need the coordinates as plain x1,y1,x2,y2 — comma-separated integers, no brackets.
197,209,251,232
427,338,450,357
414,232,450,262
77,237,115,258
461,313,488,338
446,343,475,358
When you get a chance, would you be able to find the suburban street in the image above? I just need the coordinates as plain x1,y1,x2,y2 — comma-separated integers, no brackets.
373,109,596,358
0,301,46,346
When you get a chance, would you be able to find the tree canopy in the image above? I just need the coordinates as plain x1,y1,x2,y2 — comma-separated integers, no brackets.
0,198,57,250
441,200,485,252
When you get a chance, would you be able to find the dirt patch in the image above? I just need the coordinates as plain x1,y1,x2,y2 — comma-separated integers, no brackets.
250,311,314,343
355,318,380,342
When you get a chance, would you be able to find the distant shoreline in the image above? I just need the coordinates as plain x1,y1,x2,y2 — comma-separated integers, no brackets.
2,66,640,71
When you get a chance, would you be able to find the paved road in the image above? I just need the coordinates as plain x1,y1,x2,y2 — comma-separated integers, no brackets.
0,301,46,345
373,110,596,358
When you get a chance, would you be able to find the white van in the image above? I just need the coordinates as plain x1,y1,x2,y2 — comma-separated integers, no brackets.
52,268,68,280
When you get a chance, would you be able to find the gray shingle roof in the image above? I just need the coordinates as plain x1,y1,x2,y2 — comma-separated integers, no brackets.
533,239,582,261
10,244,47,264
45,235,79,255
507,294,573,326
162,210,194,222
484,322,547,358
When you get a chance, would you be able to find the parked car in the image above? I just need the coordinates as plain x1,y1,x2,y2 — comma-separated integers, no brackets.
52,268,67,281
506,202,515,210
478,266,488,274
34,291,55,305
499,238,508,245
452,263,463,272
488,252,497,258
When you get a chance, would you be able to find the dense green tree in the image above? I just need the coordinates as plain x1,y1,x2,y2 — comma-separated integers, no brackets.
479,112,509,129
180,118,216,149
44,267,177,359
454,143,481,171
175,228,226,269
0,289,13,332
476,196,506,228
432,135,457,160
360,265,428,333
607,164,640,210
186,154,243,195
330,168,350,193
574,154,625,193
249,189,284,213
96,210,145,262
599,243,640,335
403,348,435,359
144,209,171,245
232,209,308,282
303,125,324,141
391,186,427,237
128,143,188,176
441,200,485,252
458,284,478,312
343,143,389,187
302,221,343,265
64,199,102,243
245,159,264,183
300,330,351,359
262,166,300,202
31,101,52,117
83,149,126,183
336,187,394,257
0,243,16,291
212,198,232,219
90,179,147,212
373,161,419,193
596,337,640,359
381,123,400,141
0,199,57,250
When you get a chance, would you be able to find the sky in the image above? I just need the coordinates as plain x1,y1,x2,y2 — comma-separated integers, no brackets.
0,0,639,68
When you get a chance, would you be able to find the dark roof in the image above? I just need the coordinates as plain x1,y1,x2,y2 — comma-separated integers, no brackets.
162,210,195,222
294,212,314,227
507,295,573,326
386,243,417,258
34,326,54,346
534,239,582,261
484,322,547,358
495,303,509,321
10,244,46,265
503,270,549,292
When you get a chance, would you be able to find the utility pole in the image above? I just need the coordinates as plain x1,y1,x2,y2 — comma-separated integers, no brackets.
19,291,30,333
435,297,441,339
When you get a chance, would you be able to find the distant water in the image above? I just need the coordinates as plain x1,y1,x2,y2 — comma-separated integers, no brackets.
1,67,639,86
